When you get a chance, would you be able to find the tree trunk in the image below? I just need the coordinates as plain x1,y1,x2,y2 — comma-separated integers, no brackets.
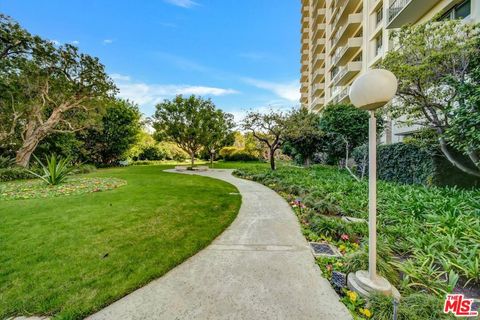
304,156,311,167
270,148,276,170
210,153,214,167
16,137,40,167
439,137,480,177
190,151,195,168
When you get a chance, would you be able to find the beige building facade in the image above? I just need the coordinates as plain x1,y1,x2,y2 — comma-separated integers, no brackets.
300,0,479,142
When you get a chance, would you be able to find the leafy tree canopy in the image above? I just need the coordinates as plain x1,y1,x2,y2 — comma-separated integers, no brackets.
381,19,480,177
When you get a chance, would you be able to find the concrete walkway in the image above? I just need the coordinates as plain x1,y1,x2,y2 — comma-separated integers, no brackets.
87,169,352,320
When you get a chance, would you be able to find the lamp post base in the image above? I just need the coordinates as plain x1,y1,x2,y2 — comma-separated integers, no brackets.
347,270,400,299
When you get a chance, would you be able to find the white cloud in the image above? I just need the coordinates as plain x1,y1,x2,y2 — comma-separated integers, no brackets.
71,40,80,45
111,74,238,112
243,78,301,102
103,39,114,45
50,39,61,46
110,73,131,81
163,0,198,8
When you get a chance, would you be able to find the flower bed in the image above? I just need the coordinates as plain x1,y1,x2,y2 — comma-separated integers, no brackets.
234,165,478,319
0,177,127,200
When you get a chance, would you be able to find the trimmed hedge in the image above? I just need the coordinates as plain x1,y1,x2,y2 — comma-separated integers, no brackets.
352,142,480,188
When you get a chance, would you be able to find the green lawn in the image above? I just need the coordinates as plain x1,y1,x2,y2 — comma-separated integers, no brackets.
0,165,241,319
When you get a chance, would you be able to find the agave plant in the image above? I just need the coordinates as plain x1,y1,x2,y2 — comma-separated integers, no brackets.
28,154,74,185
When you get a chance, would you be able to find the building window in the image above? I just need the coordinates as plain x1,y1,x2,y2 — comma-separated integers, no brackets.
375,33,383,56
440,0,471,20
376,6,383,26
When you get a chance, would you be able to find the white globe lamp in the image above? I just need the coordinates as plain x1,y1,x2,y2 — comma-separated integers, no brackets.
347,69,400,299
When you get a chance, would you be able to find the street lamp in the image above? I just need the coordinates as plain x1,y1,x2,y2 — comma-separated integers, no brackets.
347,69,399,297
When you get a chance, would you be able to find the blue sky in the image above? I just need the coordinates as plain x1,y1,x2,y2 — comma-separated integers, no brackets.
0,0,301,120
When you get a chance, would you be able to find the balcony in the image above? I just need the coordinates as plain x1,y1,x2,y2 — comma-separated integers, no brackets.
313,68,326,83
387,0,438,29
313,53,326,69
331,0,358,31
313,38,326,54
314,8,327,24
301,93,309,105
312,82,325,97
330,13,362,51
302,16,309,27
330,86,350,104
301,71,308,82
301,62,308,73
302,38,309,50
312,23,326,41
300,84,308,93
330,37,362,68
331,61,361,85
312,96,326,111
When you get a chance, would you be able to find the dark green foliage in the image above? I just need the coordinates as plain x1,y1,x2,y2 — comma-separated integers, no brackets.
353,142,480,187
79,99,141,165
381,20,480,177
0,167,33,181
368,293,454,320
0,156,15,168
138,146,167,161
35,132,83,162
319,104,383,164
71,164,97,174
283,108,324,166
234,165,480,293
223,149,258,162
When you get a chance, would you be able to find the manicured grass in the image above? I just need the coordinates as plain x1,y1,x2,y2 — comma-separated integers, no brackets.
0,165,241,319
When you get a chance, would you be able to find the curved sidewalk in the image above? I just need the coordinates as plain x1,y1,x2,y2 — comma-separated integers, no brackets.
87,169,352,320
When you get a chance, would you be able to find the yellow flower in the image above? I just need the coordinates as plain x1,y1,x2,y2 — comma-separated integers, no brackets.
359,308,372,318
352,243,359,248
347,290,357,302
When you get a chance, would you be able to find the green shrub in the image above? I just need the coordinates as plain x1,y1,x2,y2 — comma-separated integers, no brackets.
138,146,166,161
233,165,480,295
352,142,480,188
28,154,74,185
219,147,239,159
368,293,454,320
0,167,34,182
225,150,258,162
0,156,15,169
72,164,97,174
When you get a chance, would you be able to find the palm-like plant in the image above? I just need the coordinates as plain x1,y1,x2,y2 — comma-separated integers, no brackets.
28,154,74,185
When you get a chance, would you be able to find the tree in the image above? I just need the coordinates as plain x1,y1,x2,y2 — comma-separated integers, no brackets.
153,95,218,167
319,104,382,165
202,110,235,165
242,110,288,170
381,20,480,177
284,107,324,166
79,99,141,164
0,15,116,167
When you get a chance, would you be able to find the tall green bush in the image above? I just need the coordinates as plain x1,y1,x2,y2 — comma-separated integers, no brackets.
352,142,480,187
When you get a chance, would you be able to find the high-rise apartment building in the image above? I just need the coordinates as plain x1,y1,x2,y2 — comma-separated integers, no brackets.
300,0,478,142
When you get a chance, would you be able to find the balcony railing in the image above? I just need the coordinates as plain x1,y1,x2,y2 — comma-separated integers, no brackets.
331,86,350,104
388,0,410,23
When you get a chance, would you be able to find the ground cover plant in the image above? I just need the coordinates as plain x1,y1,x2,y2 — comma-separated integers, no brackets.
234,165,480,319
0,165,241,319
0,177,126,200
